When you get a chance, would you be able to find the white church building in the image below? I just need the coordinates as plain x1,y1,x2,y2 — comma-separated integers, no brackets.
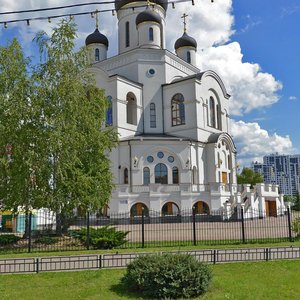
85,0,285,218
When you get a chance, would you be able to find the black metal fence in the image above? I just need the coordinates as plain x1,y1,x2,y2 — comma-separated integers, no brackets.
1,246,300,274
0,207,299,253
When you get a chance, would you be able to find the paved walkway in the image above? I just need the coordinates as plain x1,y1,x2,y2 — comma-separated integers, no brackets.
1,246,300,274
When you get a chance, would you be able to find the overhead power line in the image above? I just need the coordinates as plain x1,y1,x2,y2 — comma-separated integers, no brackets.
0,1,115,16
0,0,211,28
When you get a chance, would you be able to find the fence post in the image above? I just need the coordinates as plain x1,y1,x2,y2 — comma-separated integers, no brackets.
265,248,269,261
28,212,32,253
287,206,293,242
241,208,245,244
86,211,90,250
98,254,102,269
192,207,196,246
36,258,39,273
141,207,145,248
213,249,217,264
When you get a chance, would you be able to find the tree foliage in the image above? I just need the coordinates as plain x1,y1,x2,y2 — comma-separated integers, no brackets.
0,20,117,217
237,167,263,188
0,39,44,211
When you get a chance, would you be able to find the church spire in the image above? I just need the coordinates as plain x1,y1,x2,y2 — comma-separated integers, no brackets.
181,13,188,33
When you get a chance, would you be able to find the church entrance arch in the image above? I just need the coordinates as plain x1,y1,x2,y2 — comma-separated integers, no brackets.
162,202,179,216
130,203,149,217
193,201,210,214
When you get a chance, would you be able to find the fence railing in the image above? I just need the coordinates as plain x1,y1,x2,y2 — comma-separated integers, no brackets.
0,207,299,253
1,246,300,274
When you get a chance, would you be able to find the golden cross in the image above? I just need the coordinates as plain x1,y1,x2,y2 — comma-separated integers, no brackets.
181,13,188,33
95,9,99,29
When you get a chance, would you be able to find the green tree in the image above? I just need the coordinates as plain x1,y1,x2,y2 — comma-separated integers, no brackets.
0,20,118,234
0,39,45,213
237,167,263,188
34,20,118,232
292,194,300,211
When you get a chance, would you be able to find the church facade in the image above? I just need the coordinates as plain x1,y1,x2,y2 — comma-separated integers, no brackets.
85,0,285,218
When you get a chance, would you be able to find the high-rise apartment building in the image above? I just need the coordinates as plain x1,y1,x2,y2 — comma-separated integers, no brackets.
252,154,300,196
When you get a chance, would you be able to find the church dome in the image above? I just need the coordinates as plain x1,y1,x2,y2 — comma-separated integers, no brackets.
115,0,168,12
174,32,197,50
136,9,161,26
85,28,109,47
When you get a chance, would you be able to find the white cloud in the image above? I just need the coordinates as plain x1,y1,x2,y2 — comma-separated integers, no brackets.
166,0,234,50
231,120,294,166
197,42,283,115
289,96,297,101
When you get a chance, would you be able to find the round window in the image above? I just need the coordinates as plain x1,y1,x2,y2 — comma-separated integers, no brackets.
147,68,156,77
147,156,154,163
157,152,164,159
149,68,155,75
168,156,174,163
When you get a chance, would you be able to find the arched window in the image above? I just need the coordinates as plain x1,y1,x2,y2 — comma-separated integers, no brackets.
192,166,197,184
193,201,210,214
155,163,168,184
125,21,130,47
95,48,100,61
217,104,222,130
143,167,150,185
124,168,128,184
187,51,191,63
162,202,179,216
126,92,137,125
150,103,156,128
172,167,179,184
228,154,232,169
130,203,149,217
106,96,113,126
209,96,216,128
149,27,154,41
171,93,185,126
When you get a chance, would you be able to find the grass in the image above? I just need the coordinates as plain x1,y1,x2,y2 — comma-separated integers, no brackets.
1,260,300,299
0,239,300,259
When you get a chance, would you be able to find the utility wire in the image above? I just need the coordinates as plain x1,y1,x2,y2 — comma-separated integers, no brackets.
0,0,196,16
0,1,115,16
0,0,204,27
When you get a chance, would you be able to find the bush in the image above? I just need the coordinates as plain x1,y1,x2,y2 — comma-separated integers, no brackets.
0,234,21,246
71,226,129,249
34,236,59,245
31,228,57,238
292,217,300,237
122,253,212,299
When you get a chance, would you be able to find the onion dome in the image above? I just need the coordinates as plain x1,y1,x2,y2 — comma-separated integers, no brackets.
174,32,197,50
136,9,161,26
115,0,168,12
85,28,109,47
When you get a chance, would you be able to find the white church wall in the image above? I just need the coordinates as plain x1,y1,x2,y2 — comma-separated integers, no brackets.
117,3,166,54
137,60,165,134
137,22,161,49
115,77,143,138
163,79,198,140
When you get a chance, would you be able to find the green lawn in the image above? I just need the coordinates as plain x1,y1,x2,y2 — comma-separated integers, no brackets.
1,260,300,299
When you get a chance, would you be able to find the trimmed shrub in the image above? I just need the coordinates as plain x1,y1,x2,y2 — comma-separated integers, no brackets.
34,236,59,245
71,226,129,249
292,217,300,237
122,253,212,299
0,234,21,246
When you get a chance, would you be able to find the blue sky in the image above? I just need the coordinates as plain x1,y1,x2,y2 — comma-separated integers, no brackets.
0,0,299,166
232,0,300,155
